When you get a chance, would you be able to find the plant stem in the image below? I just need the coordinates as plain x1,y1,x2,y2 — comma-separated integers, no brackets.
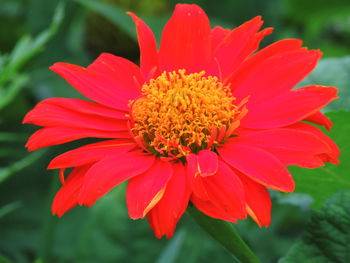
187,206,261,263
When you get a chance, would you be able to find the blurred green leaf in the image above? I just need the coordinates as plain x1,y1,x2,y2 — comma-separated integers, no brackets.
279,191,350,263
0,148,26,158
237,201,310,263
188,206,260,263
292,111,350,208
0,1,22,17
0,159,54,263
298,56,350,112
48,184,237,263
0,150,45,183
74,0,168,42
0,132,28,142
7,35,33,73
156,230,185,263
74,0,136,40
0,3,64,110
0,3,64,84
284,0,350,41
0,254,14,263
0,55,7,72
0,201,21,218
0,75,28,110
71,186,165,263
277,193,313,211
284,0,350,23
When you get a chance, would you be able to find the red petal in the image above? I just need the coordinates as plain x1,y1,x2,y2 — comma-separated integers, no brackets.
127,12,160,80
218,141,295,192
241,85,338,129
229,39,303,86
287,122,340,164
190,196,239,223
52,165,90,217
159,4,211,73
230,43,320,105
23,98,128,131
25,127,130,151
127,160,173,219
235,128,332,154
186,150,218,177
210,26,231,52
191,160,246,221
25,98,127,120
188,169,210,201
236,172,271,227
208,16,272,80
78,151,155,206
263,148,324,168
304,111,333,131
146,163,191,239
50,58,141,111
235,128,333,168
48,139,135,169
232,39,303,76
87,53,144,92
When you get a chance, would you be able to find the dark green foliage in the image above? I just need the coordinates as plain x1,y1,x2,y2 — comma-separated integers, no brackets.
280,191,350,263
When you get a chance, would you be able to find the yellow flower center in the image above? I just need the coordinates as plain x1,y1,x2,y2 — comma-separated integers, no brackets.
130,70,246,159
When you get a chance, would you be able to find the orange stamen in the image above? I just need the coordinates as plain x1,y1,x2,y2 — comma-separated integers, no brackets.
130,69,245,158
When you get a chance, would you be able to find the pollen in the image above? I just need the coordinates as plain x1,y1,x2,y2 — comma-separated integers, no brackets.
130,70,247,159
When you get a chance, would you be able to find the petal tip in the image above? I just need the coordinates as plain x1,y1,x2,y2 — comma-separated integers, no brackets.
126,11,138,22
47,161,57,170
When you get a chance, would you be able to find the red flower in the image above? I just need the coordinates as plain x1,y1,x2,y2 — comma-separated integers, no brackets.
23,4,339,238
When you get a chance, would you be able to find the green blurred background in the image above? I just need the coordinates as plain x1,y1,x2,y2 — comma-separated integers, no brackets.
1,0,350,262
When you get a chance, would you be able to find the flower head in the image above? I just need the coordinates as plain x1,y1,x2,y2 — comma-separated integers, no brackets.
23,4,339,238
